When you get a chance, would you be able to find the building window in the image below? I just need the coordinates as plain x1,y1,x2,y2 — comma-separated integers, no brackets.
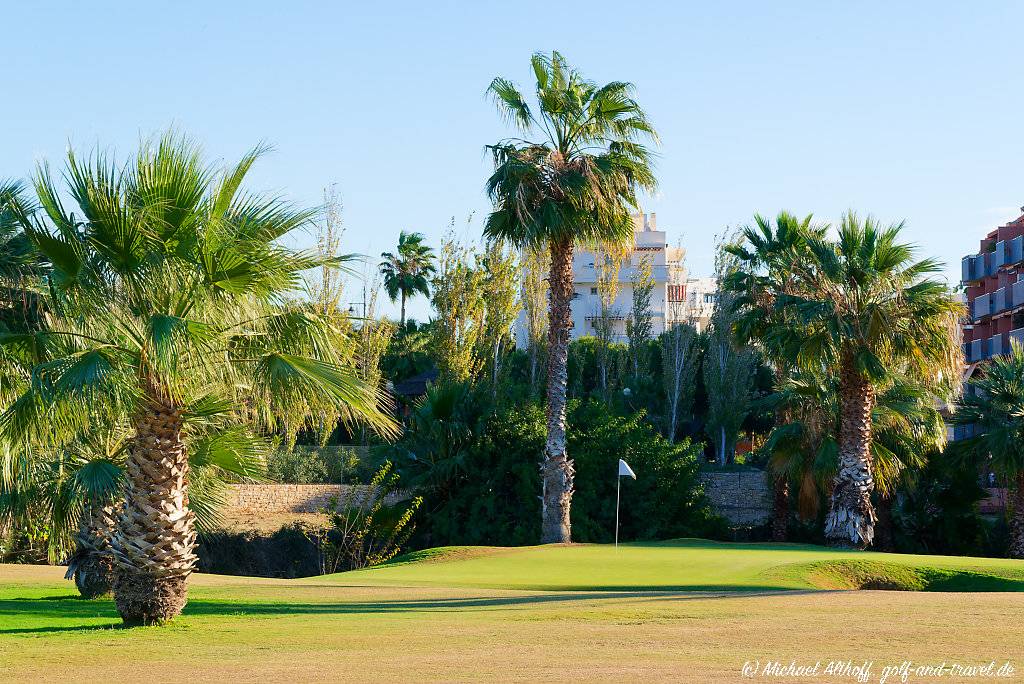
703,293,715,304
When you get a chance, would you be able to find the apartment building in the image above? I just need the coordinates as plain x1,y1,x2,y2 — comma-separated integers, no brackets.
515,212,717,347
961,209,1024,365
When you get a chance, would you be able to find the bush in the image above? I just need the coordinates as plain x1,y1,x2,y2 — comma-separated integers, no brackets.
309,461,423,573
569,401,720,543
400,382,545,547
893,456,994,557
398,384,717,547
196,525,321,578
267,446,360,484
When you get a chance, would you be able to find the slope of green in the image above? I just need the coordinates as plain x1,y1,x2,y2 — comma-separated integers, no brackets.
2,541,1023,682
336,539,1024,591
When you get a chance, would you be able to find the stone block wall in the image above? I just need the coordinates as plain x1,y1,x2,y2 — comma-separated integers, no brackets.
226,484,402,514
698,470,772,527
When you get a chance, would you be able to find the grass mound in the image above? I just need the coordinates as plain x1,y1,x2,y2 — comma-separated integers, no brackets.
780,559,1024,592
339,539,1024,592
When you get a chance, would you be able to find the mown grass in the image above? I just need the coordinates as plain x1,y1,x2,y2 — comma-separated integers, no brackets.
342,538,1024,591
1,539,1022,682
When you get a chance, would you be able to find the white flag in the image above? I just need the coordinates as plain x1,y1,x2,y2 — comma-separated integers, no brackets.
618,459,636,479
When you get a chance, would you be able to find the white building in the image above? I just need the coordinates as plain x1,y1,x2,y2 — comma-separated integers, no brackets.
516,212,717,347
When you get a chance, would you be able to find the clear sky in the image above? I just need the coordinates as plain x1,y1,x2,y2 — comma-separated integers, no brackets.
3,2,1022,321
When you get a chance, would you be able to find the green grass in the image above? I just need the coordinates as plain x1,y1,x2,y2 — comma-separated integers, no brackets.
343,538,1024,592
2,539,1023,682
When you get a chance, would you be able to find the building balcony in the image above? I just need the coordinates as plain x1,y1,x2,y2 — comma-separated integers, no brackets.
962,254,981,282
971,292,991,319
994,240,1007,269
966,338,986,362
990,333,1007,358
1014,281,1024,310
1011,328,1024,350
1009,235,1024,266
991,284,1020,315
952,423,977,441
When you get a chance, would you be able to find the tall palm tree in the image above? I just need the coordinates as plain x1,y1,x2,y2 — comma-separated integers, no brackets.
380,231,435,328
953,342,1024,558
483,51,657,542
1,133,397,624
727,212,961,548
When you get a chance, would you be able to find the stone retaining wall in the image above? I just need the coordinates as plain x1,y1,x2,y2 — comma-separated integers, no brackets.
698,470,772,527
226,484,402,514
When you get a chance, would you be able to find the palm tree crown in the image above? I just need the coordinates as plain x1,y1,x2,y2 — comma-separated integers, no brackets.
380,230,435,327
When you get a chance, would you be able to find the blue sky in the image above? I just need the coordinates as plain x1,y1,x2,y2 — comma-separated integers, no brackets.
2,2,1022,321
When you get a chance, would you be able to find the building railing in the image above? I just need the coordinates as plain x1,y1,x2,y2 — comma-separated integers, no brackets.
1010,235,1024,265
1011,328,1024,349
990,333,1007,358
972,292,991,319
992,286,1008,314
966,338,986,362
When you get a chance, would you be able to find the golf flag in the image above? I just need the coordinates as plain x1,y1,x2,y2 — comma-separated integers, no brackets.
618,459,636,479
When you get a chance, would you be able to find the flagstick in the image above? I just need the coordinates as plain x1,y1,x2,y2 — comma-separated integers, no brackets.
615,474,621,549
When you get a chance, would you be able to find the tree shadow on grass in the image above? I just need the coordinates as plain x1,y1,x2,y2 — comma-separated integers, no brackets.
1,587,810,635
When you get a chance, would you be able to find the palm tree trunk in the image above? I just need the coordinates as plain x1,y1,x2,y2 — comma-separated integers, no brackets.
65,500,120,598
400,292,406,329
1010,471,1024,559
111,384,196,625
824,355,876,549
541,237,575,544
771,476,789,542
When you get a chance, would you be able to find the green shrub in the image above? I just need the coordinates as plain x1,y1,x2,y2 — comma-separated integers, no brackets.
309,461,423,572
267,446,360,484
196,525,321,578
397,385,717,547
569,401,722,543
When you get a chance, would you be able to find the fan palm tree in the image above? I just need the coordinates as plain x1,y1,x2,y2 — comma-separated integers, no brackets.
1,133,397,624
380,231,435,328
483,51,657,542
726,212,825,540
727,212,961,548
953,342,1024,558
761,371,944,539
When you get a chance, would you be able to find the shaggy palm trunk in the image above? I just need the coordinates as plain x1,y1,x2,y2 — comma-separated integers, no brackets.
1011,472,1024,559
65,501,120,598
541,237,575,543
111,385,196,625
400,291,406,329
771,476,789,542
824,356,876,549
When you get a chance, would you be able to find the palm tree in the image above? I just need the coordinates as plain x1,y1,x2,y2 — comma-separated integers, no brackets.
953,342,1024,558
761,370,944,547
727,212,825,540
2,133,397,624
483,52,657,542
380,231,435,328
727,212,961,548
